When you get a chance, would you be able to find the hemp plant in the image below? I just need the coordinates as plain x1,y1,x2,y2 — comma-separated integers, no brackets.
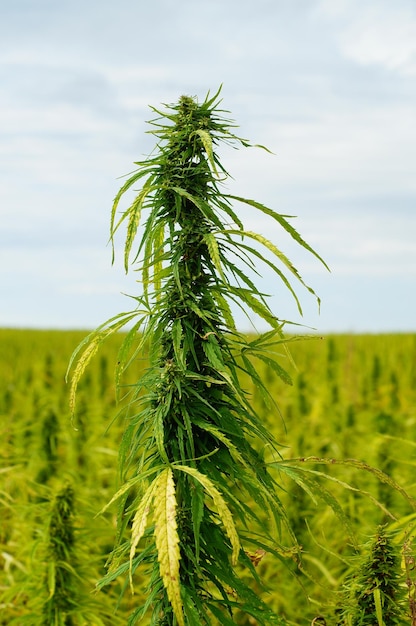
12,483,119,626
338,524,406,626
68,87,328,625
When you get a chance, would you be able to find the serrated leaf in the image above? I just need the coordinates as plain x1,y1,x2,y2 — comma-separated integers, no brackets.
153,468,184,626
172,319,184,369
373,587,384,626
110,168,153,232
253,353,293,386
67,310,139,417
129,475,160,590
171,187,223,229
115,322,145,392
97,465,164,516
225,194,330,271
191,480,204,562
229,286,279,329
194,129,219,177
225,237,304,314
152,221,165,296
203,232,225,279
193,419,248,468
227,229,319,303
215,197,244,230
175,465,240,565
68,335,101,418
212,289,236,331
154,403,170,464
123,187,150,272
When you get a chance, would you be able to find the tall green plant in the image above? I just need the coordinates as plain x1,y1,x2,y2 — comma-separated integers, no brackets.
338,524,406,625
68,87,328,625
10,483,119,626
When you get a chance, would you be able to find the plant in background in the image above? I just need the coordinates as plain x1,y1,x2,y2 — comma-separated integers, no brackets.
7,482,121,626
338,524,406,625
403,532,416,625
41,484,79,624
68,87,328,625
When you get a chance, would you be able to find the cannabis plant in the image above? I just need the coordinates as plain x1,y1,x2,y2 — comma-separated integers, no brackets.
338,524,406,625
68,87,328,625
7,483,121,626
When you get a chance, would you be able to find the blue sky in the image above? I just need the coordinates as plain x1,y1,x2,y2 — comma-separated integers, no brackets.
1,0,415,333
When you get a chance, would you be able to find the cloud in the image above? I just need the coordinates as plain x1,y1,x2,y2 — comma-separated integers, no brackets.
316,0,416,75
1,0,415,331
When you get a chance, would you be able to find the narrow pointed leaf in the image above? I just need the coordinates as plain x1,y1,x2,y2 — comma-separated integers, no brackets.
203,232,225,279
129,474,160,590
226,194,330,270
194,129,219,177
175,465,240,565
153,468,184,626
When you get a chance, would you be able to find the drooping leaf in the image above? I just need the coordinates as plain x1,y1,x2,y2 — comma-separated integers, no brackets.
123,186,153,272
129,474,160,590
203,232,225,279
227,229,320,303
68,335,102,418
175,465,240,565
190,479,204,562
194,129,219,177
153,468,184,626
225,194,330,271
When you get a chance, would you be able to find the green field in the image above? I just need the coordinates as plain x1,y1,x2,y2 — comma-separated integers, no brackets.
1,329,416,624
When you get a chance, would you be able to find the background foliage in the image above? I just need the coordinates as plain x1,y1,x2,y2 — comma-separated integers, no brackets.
1,329,416,624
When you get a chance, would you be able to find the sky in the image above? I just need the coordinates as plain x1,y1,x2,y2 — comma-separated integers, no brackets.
1,0,415,334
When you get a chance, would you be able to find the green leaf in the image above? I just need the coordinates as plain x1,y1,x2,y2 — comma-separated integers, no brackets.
154,402,170,465
253,352,293,386
171,187,223,229
66,310,139,417
225,194,330,271
110,168,154,233
373,587,384,626
122,188,146,271
194,129,219,177
174,465,240,565
224,237,304,314
152,221,165,295
47,561,55,599
115,316,146,391
227,229,320,303
211,288,236,331
191,479,204,562
228,285,279,329
203,232,225,279
214,197,244,230
172,319,184,369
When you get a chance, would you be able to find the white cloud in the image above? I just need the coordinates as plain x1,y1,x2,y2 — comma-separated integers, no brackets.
316,0,416,75
1,0,415,332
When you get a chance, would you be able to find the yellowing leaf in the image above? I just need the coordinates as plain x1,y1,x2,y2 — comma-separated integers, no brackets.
68,336,101,418
194,129,219,177
175,465,240,565
203,232,224,279
129,475,160,590
154,468,184,626
124,189,147,272
152,221,165,296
